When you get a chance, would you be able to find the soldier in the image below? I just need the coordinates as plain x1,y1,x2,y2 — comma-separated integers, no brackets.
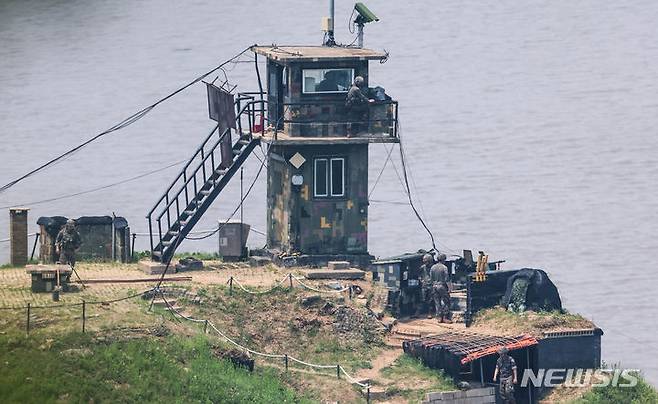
55,219,82,267
430,254,452,323
493,347,518,404
345,76,373,136
416,253,435,317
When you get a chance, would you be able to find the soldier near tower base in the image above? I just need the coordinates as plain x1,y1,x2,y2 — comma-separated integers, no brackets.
430,253,452,323
55,219,82,267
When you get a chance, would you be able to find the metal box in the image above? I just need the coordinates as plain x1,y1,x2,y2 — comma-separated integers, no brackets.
218,220,250,259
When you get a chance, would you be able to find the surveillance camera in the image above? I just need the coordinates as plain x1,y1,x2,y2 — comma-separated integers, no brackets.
354,2,379,24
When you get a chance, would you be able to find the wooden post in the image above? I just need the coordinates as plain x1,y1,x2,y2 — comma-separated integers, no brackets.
349,286,353,300
229,277,233,296
26,303,30,336
289,273,293,289
204,320,208,334
82,300,86,333
366,386,370,404
284,354,288,372
336,365,340,379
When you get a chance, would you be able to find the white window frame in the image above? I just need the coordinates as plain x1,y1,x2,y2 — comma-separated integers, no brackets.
330,158,345,197
302,68,355,94
314,158,329,197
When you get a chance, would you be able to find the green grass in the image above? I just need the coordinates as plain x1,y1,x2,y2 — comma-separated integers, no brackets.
573,372,658,404
0,331,310,404
380,355,455,401
0,259,39,269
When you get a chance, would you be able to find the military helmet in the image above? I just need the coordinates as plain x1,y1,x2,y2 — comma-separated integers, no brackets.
498,347,509,355
354,76,364,86
422,253,433,264
437,253,447,263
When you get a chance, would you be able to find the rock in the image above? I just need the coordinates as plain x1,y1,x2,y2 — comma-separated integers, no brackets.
249,256,272,267
300,295,323,307
319,302,336,315
175,257,203,272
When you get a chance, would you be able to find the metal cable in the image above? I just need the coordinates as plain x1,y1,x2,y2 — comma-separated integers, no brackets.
0,46,254,194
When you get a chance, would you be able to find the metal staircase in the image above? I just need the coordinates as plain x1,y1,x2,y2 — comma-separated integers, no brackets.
147,97,265,263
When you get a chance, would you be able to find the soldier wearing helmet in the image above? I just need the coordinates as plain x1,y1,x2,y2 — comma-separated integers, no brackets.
55,219,82,267
493,347,518,404
417,253,435,317
345,75,374,136
429,253,452,323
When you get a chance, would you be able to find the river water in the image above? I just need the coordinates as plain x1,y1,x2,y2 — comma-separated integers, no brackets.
1,0,656,385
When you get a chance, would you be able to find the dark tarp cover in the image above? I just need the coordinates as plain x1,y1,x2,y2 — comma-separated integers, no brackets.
501,268,562,312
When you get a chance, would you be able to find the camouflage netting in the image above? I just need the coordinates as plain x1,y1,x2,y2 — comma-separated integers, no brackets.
501,268,562,312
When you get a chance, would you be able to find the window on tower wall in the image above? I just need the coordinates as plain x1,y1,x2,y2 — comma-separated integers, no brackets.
314,157,345,198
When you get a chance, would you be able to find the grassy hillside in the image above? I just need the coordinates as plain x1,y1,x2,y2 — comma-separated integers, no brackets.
0,331,310,404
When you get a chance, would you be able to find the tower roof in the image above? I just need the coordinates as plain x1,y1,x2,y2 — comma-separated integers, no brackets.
251,45,387,62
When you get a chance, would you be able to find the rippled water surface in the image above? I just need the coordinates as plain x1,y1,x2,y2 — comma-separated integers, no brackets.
1,0,656,385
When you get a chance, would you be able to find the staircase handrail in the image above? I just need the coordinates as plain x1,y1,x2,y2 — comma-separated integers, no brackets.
146,99,267,220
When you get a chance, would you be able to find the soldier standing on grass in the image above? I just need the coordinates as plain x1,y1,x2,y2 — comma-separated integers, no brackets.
493,347,518,404
55,219,81,267
430,253,452,323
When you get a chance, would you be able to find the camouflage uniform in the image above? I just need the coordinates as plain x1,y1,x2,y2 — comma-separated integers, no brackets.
345,76,370,135
429,262,451,321
417,255,435,316
496,354,517,404
55,221,81,267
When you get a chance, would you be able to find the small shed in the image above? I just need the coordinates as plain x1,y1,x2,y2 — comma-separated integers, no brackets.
37,216,131,263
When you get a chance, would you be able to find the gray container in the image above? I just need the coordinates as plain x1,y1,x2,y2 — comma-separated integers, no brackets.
218,220,250,259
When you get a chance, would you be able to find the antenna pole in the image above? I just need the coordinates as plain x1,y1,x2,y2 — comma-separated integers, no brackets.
357,22,364,48
324,0,336,46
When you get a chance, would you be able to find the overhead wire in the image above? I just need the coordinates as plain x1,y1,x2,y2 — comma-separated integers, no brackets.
0,46,254,194
0,160,186,209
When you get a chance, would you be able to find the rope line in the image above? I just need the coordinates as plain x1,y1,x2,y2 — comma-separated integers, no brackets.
162,298,367,389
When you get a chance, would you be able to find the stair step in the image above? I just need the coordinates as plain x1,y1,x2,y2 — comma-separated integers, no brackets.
167,230,179,236
199,189,211,196
183,210,195,216
233,149,242,155
237,139,250,145
216,169,227,175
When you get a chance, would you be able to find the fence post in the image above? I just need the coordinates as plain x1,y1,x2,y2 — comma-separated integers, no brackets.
284,354,288,372
349,286,353,300
289,273,293,289
204,320,208,334
336,365,340,379
229,277,233,296
366,386,370,404
26,303,30,336
82,300,86,333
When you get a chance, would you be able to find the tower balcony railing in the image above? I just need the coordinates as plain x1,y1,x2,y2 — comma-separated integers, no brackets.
237,91,398,140
281,99,398,139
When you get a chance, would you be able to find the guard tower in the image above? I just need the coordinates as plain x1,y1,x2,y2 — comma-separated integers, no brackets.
147,21,398,267
252,45,399,265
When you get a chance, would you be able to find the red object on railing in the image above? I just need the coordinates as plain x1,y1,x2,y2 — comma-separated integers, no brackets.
252,113,264,132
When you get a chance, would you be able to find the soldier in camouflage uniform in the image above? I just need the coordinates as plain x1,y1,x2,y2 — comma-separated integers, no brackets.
345,76,373,136
55,219,82,267
430,254,452,323
493,347,518,404
416,253,435,317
